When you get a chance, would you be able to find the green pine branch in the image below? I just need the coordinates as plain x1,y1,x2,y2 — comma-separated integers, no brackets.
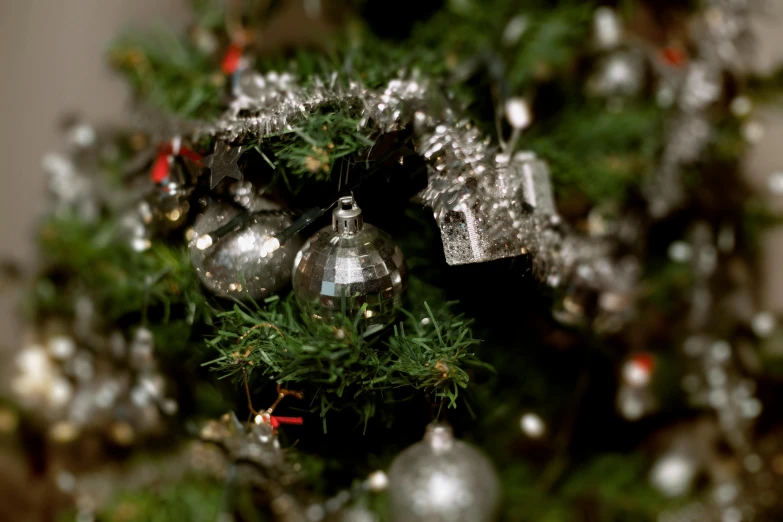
249,110,376,191
205,293,490,429
29,214,209,329
110,27,225,119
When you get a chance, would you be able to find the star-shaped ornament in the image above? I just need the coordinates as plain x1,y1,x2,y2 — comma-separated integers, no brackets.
202,143,243,188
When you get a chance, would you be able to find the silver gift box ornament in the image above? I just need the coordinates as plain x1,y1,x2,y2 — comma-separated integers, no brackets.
437,152,557,266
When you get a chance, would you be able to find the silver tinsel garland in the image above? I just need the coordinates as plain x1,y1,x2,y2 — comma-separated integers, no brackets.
11,300,178,448
40,0,750,326
132,70,631,296
133,0,752,282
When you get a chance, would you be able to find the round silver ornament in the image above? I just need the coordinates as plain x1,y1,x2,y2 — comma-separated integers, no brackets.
189,199,300,300
388,423,500,522
292,196,407,328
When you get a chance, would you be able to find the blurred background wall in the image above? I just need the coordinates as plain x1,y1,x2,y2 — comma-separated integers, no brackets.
0,0,188,347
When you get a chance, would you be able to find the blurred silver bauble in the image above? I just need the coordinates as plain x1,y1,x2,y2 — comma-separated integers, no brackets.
588,48,646,99
292,195,407,328
189,198,300,300
118,194,191,252
388,423,500,522
338,507,378,522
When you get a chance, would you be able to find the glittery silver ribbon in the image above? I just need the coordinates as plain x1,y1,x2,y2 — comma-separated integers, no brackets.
646,0,752,218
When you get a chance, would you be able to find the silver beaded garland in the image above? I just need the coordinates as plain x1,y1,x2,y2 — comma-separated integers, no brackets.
292,195,407,328
189,198,301,300
387,423,500,522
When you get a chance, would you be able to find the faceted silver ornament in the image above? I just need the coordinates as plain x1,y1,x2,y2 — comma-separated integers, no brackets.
388,423,500,522
292,196,407,328
189,199,300,300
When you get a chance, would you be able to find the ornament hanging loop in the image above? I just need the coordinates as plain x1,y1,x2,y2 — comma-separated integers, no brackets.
332,194,363,236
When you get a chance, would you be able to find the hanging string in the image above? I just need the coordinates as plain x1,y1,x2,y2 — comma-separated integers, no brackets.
234,322,304,427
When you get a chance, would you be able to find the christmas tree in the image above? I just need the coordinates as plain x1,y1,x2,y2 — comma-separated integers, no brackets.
4,0,783,521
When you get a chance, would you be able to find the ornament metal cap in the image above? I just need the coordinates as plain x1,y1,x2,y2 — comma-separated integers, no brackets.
424,422,456,454
332,195,363,236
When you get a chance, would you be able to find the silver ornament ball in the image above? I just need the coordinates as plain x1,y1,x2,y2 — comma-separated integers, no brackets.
118,193,191,252
189,199,300,300
388,423,500,522
292,196,407,328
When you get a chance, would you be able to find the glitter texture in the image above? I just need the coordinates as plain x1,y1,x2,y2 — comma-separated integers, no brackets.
388,424,500,522
189,199,301,300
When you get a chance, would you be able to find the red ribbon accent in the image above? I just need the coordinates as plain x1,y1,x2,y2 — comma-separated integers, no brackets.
632,352,656,374
269,416,304,429
660,46,687,68
179,146,202,164
221,43,244,74
150,150,172,184
149,143,202,184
